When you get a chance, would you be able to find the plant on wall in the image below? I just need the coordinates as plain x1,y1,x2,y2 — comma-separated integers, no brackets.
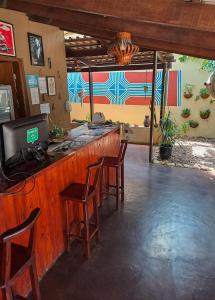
199,87,210,99
189,120,199,128
195,87,210,101
183,84,194,99
181,108,191,118
200,109,211,119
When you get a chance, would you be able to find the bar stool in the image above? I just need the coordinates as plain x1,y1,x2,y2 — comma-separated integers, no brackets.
0,208,41,300
102,140,128,209
60,159,103,258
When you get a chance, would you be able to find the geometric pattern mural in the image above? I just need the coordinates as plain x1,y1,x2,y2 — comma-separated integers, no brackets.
68,70,181,106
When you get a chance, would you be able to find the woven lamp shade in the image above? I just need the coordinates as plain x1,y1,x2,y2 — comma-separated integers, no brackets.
108,32,139,65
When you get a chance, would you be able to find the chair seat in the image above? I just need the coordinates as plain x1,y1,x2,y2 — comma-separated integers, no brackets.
103,156,120,167
60,183,95,202
0,243,30,286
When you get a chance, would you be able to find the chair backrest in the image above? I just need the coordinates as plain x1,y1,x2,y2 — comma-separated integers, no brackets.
118,140,128,163
0,208,41,284
83,158,104,200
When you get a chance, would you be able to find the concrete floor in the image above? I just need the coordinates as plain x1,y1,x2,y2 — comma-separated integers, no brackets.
38,145,215,300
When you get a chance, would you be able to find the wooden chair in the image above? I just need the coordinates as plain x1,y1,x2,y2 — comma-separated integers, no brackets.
0,208,41,300
60,159,103,258
102,140,128,209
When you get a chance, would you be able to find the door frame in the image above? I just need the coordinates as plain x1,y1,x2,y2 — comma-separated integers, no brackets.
0,56,30,117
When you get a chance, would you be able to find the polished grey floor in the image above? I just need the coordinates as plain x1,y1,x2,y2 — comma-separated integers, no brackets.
37,145,215,300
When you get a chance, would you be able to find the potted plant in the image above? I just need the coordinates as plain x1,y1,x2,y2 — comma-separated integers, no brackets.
189,120,199,128
200,108,211,119
200,87,210,99
50,125,67,141
181,108,191,118
183,84,193,99
159,111,178,160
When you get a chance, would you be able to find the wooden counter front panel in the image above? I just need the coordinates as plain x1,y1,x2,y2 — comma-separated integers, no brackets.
0,130,120,298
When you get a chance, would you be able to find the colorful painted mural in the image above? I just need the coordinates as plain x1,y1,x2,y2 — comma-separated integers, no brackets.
68,70,181,106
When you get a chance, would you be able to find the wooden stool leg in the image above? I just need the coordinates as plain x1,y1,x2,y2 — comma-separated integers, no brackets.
99,166,104,207
116,167,119,210
65,200,71,252
1,287,13,300
29,261,41,300
121,162,125,202
107,166,110,192
83,203,90,258
93,195,100,241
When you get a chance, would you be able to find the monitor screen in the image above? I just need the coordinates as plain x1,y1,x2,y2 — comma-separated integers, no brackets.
1,114,49,165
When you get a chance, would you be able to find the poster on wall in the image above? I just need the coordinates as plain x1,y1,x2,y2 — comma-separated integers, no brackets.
28,33,45,66
26,75,40,105
38,77,47,94
0,21,16,57
30,87,40,105
40,103,50,114
26,74,39,88
47,76,56,96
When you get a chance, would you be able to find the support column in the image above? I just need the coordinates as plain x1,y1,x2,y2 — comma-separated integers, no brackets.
88,69,94,122
160,63,168,122
149,51,158,163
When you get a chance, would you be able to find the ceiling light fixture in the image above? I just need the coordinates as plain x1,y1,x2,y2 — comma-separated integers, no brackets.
108,32,139,65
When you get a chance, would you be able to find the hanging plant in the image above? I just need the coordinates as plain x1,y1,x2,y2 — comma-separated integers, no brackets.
200,109,211,119
189,120,199,128
183,84,193,99
181,108,191,118
199,87,210,99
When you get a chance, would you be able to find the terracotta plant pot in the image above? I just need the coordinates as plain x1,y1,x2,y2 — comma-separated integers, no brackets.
200,114,210,120
189,121,199,128
201,94,210,99
184,93,193,99
181,113,190,118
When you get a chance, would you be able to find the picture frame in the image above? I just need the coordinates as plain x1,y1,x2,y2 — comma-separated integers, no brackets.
0,20,16,57
28,33,45,66
47,76,56,96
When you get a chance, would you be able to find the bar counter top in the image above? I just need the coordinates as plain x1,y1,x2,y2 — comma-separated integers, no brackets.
0,124,119,193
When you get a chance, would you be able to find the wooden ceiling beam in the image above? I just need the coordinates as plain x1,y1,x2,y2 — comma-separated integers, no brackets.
14,0,215,31
3,0,215,59
7,0,215,51
4,0,215,59
27,14,215,59
67,63,169,73
61,21,215,60
65,47,109,58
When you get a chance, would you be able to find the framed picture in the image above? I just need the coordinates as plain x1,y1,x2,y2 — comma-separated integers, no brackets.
0,20,16,57
47,76,56,96
28,33,45,66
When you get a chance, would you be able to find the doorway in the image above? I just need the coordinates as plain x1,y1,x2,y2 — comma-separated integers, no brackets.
0,57,29,119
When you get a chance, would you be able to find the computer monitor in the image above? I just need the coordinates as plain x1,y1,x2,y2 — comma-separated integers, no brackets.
1,114,49,166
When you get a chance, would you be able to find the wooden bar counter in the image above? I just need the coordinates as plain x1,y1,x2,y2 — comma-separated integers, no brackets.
0,126,120,298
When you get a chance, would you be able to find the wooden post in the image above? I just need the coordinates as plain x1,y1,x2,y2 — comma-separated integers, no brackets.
88,69,94,122
160,63,168,122
149,51,158,163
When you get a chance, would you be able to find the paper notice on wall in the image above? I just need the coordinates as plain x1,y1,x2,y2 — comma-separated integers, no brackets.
30,87,40,105
38,77,47,94
40,103,51,114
